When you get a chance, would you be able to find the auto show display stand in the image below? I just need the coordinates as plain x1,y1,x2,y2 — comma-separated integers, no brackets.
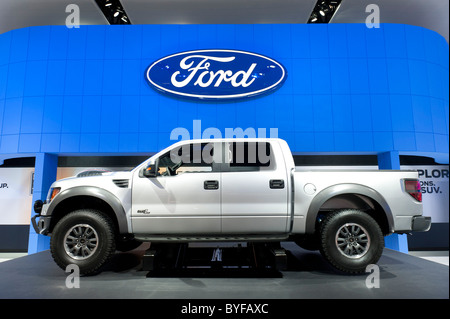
0,242,447,299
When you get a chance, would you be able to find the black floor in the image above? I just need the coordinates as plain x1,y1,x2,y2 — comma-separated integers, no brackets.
0,242,448,299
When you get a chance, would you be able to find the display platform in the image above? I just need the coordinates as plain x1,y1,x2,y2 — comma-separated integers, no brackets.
0,242,447,299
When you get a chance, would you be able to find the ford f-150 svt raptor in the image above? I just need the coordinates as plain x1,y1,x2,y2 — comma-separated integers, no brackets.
32,138,431,275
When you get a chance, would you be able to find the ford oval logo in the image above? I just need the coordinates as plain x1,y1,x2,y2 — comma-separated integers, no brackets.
146,49,287,101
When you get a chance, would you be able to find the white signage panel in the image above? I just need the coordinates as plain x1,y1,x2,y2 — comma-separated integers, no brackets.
401,165,449,223
0,168,34,225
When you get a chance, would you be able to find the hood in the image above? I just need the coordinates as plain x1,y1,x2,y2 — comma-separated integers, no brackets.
51,169,133,189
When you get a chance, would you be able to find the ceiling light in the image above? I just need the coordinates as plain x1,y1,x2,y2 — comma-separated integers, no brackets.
308,0,342,24
95,0,131,24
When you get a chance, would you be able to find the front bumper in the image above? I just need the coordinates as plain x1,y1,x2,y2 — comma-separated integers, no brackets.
31,200,51,235
31,214,51,235
411,216,432,232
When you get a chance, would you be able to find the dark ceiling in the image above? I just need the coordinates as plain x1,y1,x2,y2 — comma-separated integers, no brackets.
0,0,448,42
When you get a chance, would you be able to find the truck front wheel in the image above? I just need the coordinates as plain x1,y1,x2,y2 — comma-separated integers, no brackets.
50,209,116,276
319,209,384,274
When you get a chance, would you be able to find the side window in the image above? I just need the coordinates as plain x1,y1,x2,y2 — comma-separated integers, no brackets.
156,143,216,176
226,142,273,172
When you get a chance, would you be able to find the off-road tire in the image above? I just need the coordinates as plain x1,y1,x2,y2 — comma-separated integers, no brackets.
319,209,384,274
50,209,116,276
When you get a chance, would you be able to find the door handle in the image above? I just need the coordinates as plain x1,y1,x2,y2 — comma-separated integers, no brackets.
270,179,285,189
204,180,219,190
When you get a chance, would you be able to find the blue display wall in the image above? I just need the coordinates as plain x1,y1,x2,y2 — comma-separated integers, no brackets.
0,23,448,162
0,23,448,254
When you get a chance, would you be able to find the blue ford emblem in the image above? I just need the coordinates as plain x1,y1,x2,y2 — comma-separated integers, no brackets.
146,49,287,101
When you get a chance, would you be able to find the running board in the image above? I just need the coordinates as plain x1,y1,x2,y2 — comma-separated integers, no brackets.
134,234,289,243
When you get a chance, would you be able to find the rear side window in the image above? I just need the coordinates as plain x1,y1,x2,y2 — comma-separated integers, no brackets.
226,142,272,171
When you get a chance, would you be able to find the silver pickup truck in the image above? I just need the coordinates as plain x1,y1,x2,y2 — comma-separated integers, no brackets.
32,138,431,275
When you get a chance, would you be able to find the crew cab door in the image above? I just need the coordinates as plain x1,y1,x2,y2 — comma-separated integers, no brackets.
220,141,289,234
131,142,222,235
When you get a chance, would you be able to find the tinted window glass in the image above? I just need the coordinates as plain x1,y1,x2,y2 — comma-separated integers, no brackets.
227,142,271,171
157,143,215,176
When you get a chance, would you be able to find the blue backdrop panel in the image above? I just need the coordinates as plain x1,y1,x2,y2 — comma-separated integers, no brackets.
0,23,448,163
28,153,57,254
378,150,409,253
0,23,448,254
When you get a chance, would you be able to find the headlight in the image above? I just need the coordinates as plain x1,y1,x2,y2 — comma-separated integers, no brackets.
47,187,61,203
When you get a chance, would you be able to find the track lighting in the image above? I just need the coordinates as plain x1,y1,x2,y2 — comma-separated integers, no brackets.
95,0,131,25
308,0,342,24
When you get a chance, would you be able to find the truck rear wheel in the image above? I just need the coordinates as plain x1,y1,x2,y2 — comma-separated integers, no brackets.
319,209,384,274
50,209,116,276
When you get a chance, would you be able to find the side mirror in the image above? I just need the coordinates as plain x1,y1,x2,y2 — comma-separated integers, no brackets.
143,164,157,177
